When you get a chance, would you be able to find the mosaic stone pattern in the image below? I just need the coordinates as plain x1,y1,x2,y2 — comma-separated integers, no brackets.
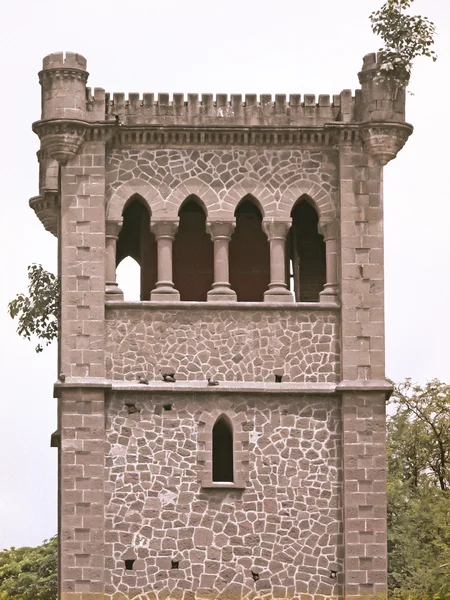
105,307,341,383
104,393,343,599
105,149,339,220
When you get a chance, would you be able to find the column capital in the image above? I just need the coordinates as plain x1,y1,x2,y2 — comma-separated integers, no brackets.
151,220,179,239
262,220,291,240
105,219,123,239
318,218,339,241
206,220,235,240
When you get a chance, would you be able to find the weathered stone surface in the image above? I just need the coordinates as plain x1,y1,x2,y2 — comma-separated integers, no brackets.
106,148,339,222
104,393,343,599
105,307,341,383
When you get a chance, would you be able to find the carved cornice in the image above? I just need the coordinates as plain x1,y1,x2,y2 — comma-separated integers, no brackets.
39,68,89,85
32,119,88,164
32,119,412,161
359,121,413,165
29,190,60,236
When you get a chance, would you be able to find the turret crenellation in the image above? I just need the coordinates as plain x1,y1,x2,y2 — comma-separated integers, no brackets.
358,51,406,123
42,51,87,71
39,52,89,121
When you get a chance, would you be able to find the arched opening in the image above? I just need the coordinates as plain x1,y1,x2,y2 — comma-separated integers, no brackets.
173,196,214,301
212,415,234,483
116,195,157,300
288,197,326,302
116,257,141,301
229,196,270,302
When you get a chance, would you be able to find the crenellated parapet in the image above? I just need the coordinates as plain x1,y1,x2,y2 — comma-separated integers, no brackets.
33,51,412,164
96,89,356,126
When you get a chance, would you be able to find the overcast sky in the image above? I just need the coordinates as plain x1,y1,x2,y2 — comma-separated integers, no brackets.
0,0,449,550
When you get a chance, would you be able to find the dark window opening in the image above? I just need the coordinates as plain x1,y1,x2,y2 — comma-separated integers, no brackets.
116,195,157,300
229,196,270,302
124,559,135,571
288,197,326,302
173,196,214,301
171,560,179,569
212,415,234,482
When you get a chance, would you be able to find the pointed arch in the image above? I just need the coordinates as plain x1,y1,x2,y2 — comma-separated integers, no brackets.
107,179,164,221
173,195,214,301
212,414,234,483
288,195,326,302
165,178,219,219
222,179,270,217
116,194,157,300
279,180,337,223
197,408,248,489
229,195,270,301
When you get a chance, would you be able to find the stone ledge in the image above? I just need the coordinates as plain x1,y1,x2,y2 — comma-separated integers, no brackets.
105,300,340,311
110,381,338,394
199,480,247,490
336,379,393,396
53,378,112,397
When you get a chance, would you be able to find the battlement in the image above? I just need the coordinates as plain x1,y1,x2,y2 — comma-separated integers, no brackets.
86,88,357,125
37,51,407,126
42,51,87,71
361,51,380,71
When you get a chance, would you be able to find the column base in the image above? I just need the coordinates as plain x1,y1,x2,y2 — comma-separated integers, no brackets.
150,282,180,302
319,283,339,304
264,284,294,303
207,283,237,302
105,282,124,300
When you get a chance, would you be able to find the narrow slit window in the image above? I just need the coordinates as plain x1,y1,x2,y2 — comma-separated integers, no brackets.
212,416,234,482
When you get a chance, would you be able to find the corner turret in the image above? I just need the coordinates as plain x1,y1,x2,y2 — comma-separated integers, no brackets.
33,52,89,165
358,52,406,122
39,52,88,120
358,52,413,165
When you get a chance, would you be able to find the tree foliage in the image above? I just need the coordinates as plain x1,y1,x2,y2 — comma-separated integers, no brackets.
8,264,59,353
387,379,450,599
370,0,437,88
0,537,57,600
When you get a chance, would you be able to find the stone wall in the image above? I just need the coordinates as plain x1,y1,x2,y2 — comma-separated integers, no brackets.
105,149,338,223
105,306,341,383
104,392,343,599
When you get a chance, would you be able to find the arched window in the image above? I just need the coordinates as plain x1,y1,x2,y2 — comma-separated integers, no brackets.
229,196,270,302
116,195,157,300
288,197,326,302
212,415,234,483
173,196,214,301
116,256,141,301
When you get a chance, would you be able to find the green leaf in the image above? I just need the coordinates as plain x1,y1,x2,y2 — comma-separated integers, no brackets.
8,265,59,353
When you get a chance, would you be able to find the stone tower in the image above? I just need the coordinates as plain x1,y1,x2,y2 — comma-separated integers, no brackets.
31,51,412,599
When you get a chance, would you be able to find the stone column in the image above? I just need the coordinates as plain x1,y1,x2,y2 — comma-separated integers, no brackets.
150,220,180,301
105,220,123,299
206,221,237,302
319,219,339,304
263,220,293,303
